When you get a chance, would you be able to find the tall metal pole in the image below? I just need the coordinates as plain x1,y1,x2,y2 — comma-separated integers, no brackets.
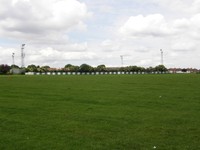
12,53,15,65
120,55,124,67
21,44,25,68
160,49,163,65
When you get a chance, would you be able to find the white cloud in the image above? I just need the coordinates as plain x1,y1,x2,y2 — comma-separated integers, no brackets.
0,0,94,67
101,39,121,52
0,46,20,65
153,0,200,14
120,13,200,46
0,0,90,42
120,14,174,37
171,40,196,52
24,46,98,67
173,18,190,29
117,11,200,68
191,14,200,30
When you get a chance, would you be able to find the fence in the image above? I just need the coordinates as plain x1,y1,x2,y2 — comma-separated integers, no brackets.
25,71,168,75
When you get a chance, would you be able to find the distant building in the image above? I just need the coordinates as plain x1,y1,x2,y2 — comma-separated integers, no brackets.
10,68,25,74
47,68,64,72
168,68,198,74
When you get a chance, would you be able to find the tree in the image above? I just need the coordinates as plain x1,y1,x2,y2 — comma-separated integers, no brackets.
119,67,126,72
71,66,80,72
38,66,50,73
137,67,145,72
79,64,93,72
146,67,155,73
64,64,79,72
96,64,106,72
65,64,73,68
0,64,11,74
11,64,20,69
129,66,138,72
26,64,37,72
182,68,187,73
154,65,168,72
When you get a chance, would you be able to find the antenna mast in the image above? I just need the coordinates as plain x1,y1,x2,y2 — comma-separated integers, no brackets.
21,44,25,68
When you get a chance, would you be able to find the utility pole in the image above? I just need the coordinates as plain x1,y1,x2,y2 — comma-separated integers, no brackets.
21,44,25,68
160,49,163,65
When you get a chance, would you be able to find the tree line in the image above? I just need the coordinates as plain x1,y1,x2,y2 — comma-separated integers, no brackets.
0,63,168,75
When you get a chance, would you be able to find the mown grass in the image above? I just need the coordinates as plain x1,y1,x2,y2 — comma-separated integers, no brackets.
0,74,200,150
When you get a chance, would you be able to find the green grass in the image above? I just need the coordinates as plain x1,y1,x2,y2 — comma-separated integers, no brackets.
0,74,200,150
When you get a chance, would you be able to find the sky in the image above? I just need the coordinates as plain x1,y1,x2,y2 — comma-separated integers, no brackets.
0,0,200,68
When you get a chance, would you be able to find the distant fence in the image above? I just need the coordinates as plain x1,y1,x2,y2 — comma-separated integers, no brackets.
25,71,168,75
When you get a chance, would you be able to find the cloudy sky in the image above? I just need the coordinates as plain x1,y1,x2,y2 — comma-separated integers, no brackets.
0,0,200,68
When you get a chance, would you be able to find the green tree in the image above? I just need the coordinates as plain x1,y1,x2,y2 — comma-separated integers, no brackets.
64,64,79,72
40,66,50,72
182,68,187,73
71,66,80,72
11,64,20,69
119,67,126,72
79,64,93,72
26,64,37,72
0,64,11,74
96,64,106,72
146,67,155,73
65,64,73,68
154,65,168,72
129,66,138,72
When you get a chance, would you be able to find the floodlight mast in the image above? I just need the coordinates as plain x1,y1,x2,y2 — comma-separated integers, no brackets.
21,44,25,68
120,55,129,67
120,55,124,67
12,53,15,65
160,49,163,65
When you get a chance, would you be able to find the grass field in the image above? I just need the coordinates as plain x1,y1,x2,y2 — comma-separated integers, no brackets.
0,74,200,150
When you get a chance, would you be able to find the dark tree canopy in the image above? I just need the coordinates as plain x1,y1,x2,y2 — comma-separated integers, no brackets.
26,64,37,72
0,64,11,74
154,65,168,72
79,64,93,72
96,64,106,72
